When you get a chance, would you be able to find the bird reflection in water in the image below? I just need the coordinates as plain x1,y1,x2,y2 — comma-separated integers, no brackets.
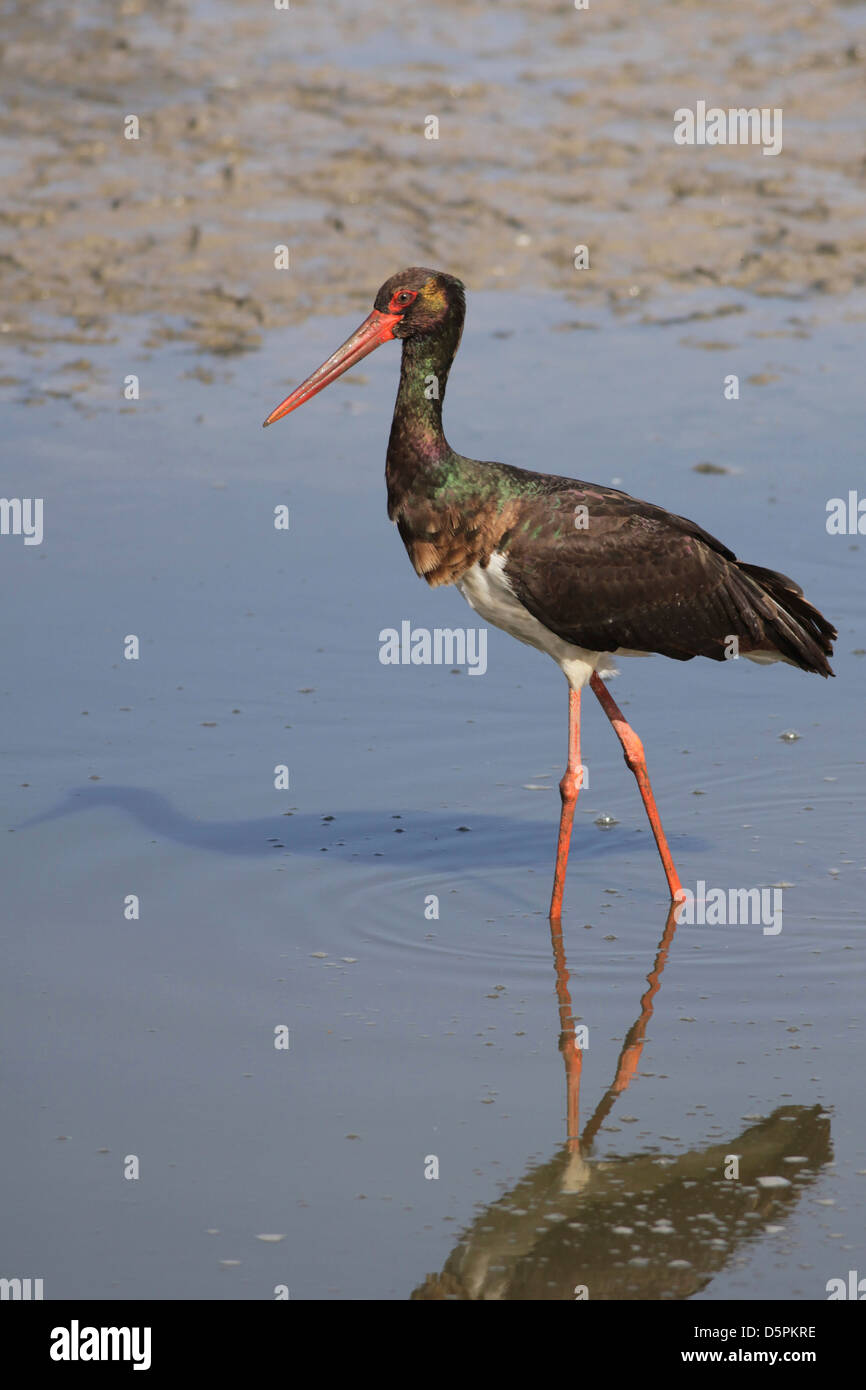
411,906,831,1300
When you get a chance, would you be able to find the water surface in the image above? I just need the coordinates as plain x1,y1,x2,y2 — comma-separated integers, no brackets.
2,287,863,1298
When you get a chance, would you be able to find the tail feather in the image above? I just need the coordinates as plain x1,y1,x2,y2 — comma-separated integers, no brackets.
735,562,836,677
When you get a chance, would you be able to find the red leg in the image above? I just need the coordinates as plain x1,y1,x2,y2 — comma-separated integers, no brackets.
549,914,583,1150
589,673,682,901
549,687,583,920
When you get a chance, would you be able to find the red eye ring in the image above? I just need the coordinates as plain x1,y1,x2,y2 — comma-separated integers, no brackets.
390,289,417,311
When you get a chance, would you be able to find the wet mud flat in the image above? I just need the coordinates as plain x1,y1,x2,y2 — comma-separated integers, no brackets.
1,0,865,378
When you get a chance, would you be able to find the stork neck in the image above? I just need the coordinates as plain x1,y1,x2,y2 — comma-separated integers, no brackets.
387,328,458,470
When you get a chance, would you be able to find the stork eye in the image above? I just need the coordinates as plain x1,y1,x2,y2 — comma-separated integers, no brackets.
392,289,417,309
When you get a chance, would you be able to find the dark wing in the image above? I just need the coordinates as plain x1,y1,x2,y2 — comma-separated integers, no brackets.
500,482,835,674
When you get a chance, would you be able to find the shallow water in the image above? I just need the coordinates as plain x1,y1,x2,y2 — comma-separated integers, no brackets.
2,285,864,1299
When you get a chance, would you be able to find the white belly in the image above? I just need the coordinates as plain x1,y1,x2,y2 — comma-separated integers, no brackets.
455,551,611,691
457,557,784,679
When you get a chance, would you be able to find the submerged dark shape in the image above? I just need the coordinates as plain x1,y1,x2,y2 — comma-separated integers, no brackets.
263,269,836,915
412,1103,831,1301
411,908,832,1300
18,784,707,867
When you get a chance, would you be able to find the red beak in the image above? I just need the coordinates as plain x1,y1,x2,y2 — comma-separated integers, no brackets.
262,308,403,427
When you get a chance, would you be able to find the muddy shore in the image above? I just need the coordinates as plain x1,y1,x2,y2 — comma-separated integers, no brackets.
1,0,864,376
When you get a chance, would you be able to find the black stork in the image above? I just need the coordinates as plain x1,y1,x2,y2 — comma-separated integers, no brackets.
263,268,836,919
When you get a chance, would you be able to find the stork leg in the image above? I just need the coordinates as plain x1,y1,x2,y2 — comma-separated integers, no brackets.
589,672,682,901
549,688,583,920
548,913,584,1150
